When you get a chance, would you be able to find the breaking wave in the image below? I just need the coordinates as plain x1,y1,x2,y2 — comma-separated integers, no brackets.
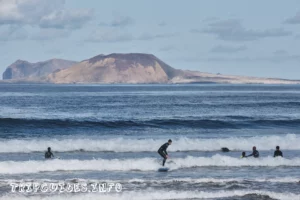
1,155,300,174
0,134,299,153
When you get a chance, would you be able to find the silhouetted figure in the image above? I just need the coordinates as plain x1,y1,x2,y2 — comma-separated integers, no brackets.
246,146,259,158
158,139,172,166
45,147,54,159
274,146,283,157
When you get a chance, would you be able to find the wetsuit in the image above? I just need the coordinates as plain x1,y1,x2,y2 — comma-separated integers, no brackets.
274,150,283,157
45,151,54,159
158,143,169,166
246,150,259,158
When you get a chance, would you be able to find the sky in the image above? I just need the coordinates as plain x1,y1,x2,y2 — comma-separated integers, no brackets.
1,0,300,79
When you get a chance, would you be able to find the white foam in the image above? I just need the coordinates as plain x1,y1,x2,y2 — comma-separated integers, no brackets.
1,190,300,200
2,177,299,186
0,158,158,174
0,155,300,174
127,177,300,184
168,155,300,168
0,134,299,153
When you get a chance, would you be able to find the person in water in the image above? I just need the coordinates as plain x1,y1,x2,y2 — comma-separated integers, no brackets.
45,147,54,159
274,146,283,157
240,151,246,158
246,146,259,158
158,139,172,166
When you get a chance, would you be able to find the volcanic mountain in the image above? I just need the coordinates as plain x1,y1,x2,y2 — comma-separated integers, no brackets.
47,53,181,84
2,53,300,84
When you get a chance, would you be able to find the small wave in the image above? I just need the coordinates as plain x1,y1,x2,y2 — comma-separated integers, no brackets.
0,117,237,129
0,134,299,153
1,155,300,174
1,117,300,129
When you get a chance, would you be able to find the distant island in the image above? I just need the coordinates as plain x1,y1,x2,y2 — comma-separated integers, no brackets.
2,53,300,84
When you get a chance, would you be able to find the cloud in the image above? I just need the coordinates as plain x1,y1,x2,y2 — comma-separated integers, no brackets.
0,0,63,25
0,0,93,29
87,29,177,43
0,25,27,41
30,28,70,40
194,19,291,41
284,12,300,24
211,45,247,53
99,16,134,27
39,9,93,29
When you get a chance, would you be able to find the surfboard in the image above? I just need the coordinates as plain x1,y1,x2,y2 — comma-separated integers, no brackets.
158,167,169,172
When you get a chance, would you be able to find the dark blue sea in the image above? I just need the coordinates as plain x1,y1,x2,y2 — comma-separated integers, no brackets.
0,84,299,200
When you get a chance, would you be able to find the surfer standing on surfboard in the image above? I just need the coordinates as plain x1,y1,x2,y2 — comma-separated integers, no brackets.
158,139,172,166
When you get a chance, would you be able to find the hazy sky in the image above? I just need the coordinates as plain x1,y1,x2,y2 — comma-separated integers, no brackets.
1,0,300,79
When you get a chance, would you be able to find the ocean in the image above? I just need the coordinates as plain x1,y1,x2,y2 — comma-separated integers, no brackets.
0,84,299,200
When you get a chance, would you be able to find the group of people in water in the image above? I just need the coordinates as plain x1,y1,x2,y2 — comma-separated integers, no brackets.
44,139,284,167
156,139,284,166
240,145,283,158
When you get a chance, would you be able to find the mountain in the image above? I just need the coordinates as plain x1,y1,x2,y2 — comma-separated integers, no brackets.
47,53,300,84
1,53,299,84
2,59,77,80
47,53,182,84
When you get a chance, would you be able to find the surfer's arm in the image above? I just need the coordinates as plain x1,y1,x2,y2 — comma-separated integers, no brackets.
164,150,168,155
161,143,168,155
